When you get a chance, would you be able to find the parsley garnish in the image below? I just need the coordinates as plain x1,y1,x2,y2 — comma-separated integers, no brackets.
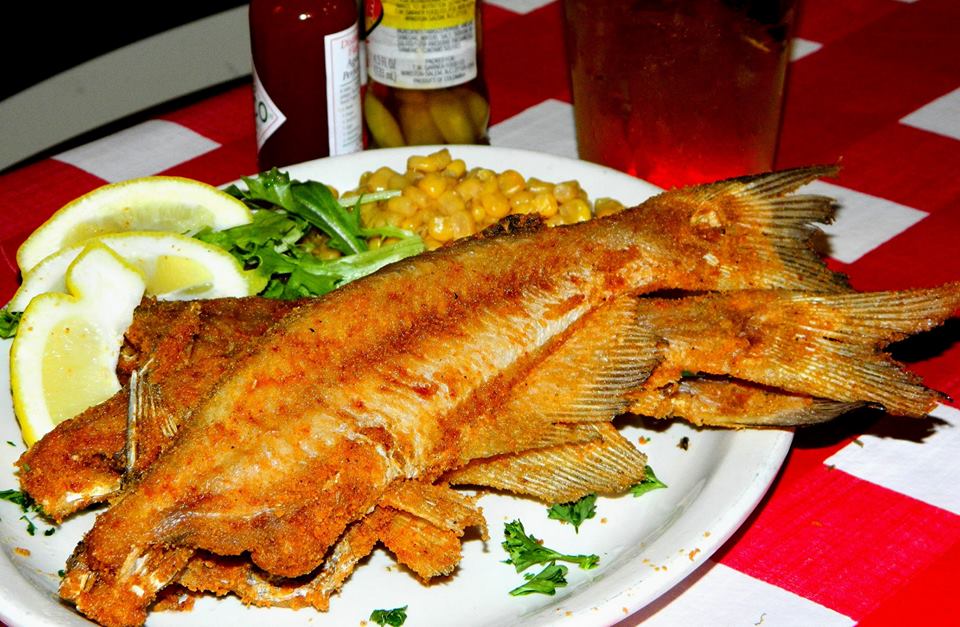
0,307,21,338
1,489,56,535
509,563,569,596
547,494,597,533
630,465,667,497
502,520,598,572
19,515,36,536
369,606,407,626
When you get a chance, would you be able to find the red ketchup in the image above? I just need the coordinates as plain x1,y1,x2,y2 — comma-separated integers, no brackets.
249,0,363,170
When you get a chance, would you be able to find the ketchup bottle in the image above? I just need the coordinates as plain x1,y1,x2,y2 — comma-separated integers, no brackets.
249,0,363,170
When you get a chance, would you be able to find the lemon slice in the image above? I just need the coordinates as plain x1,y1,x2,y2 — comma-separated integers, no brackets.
17,176,253,274
11,244,146,445
8,232,254,311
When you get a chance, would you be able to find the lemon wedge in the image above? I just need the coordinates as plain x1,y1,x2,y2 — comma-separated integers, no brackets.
16,176,253,274
10,244,146,445
8,232,255,311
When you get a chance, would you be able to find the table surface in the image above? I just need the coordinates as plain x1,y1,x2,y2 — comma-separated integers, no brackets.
1,0,959,625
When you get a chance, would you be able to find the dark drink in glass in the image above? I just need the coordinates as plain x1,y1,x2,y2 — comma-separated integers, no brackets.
563,0,797,188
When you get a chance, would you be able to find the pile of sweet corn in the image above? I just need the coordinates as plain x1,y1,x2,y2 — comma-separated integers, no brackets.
350,149,627,251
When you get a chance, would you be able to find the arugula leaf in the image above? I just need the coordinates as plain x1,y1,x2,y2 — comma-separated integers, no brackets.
369,606,408,626
502,520,599,573
547,493,597,533
630,465,667,497
0,307,21,338
230,169,366,255
509,563,569,596
204,169,424,300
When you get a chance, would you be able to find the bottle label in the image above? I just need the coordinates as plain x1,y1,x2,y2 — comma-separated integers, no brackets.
366,0,477,89
252,66,287,149
325,22,364,155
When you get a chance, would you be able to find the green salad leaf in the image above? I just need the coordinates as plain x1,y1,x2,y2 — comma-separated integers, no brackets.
204,169,424,300
0,307,21,338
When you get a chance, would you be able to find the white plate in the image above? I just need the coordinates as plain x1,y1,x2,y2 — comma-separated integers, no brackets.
0,146,792,627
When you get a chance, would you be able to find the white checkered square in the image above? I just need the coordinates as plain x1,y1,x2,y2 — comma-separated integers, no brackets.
632,561,855,627
54,120,220,182
825,405,960,516
801,181,927,264
790,38,823,61
900,87,960,141
484,0,556,13
489,99,578,160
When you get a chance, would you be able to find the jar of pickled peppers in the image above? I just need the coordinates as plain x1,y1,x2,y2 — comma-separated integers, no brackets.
362,0,490,147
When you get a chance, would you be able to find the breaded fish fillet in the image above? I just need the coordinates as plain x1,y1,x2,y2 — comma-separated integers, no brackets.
48,166,958,626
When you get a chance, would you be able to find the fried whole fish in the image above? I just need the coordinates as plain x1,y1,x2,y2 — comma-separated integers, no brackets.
40,166,958,626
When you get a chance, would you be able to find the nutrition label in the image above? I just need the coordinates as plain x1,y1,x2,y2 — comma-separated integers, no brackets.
366,0,478,89
324,22,363,155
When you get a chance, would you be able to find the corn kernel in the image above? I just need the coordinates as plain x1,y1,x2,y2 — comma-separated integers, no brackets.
367,237,382,250
560,198,592,223
444,159,467,178
480,177,499,196
554,181,581,203
402,185,430,208
367,166,395,192
448,209,476,239
474,168,495,182
470,202,486,222
429,215,455,242
526,177,554,195
386,195,418,217
456,177,483,201
509,190,535,213
418,172,448,198
388,174,410,190
438,190,466,215
480,191,510,219
497,169,525,196
532,192,558,218
594,197,626,218
407,155,438,173
545,215,565,227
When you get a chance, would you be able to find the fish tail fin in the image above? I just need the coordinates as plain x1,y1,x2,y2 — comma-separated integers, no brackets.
640,165,849,292
643,284,960,417
627,378,863,428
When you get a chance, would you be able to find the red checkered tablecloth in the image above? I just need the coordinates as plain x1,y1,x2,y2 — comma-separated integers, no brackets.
1,0,958,625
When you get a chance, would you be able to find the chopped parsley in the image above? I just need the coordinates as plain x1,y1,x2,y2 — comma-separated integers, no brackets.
509,563,569,596
369,606,407,626
547,494,597,533
502,519,598,573
1,489,56,535
629,465,667,497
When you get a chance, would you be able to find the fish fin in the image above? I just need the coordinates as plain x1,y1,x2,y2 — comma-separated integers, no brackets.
447,423,647,503
176,509,390,611
628,377,862,427
457,296,659,461
642,285,960,417
379,508,464,580
650,165,849,292
61,545,193,627
380,480,487,539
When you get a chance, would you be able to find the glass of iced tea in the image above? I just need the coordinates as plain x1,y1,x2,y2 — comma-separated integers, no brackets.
562,0,798,189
